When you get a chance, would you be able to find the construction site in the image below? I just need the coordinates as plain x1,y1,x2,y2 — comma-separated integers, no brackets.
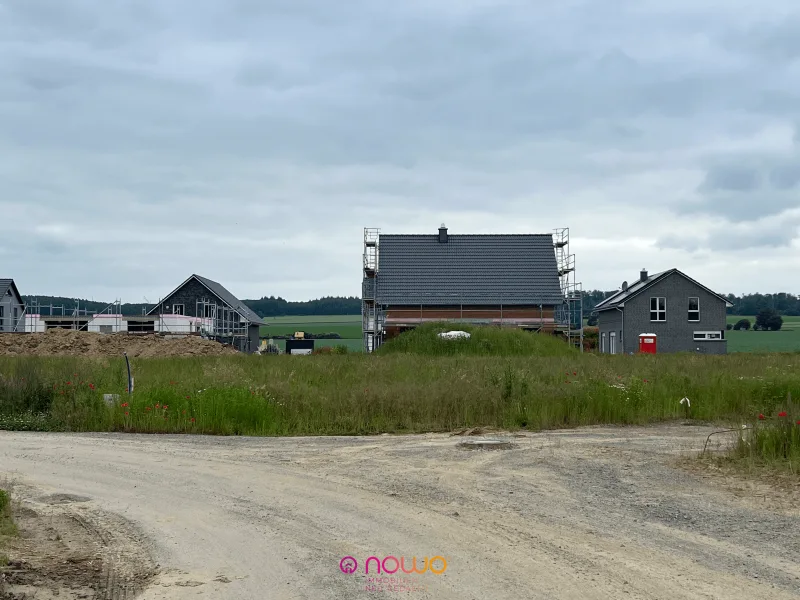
361,226,583,353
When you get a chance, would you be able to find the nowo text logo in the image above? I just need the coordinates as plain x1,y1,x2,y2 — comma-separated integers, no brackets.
339,555,447,575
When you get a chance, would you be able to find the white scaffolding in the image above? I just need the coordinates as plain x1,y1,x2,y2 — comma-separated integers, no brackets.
362,228,384,353
553,227,584,352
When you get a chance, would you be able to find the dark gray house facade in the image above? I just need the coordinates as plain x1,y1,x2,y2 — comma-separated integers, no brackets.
0,279,25,332
148,274,263,352
594,269,733,355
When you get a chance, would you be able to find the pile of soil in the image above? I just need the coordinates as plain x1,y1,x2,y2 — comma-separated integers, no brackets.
0,329,239,357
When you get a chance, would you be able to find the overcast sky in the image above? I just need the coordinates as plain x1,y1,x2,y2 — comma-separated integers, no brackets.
1,0,799,302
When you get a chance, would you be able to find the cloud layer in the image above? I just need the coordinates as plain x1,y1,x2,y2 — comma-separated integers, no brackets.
1,0,799,300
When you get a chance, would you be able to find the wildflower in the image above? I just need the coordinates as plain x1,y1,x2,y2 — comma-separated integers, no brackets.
643,379,649,383
778,411,788,418
121,402,129,408
573,371,577,376
163,405,168,410
186,395,190,399
89,383,95,390
146,406,152,411
190,417,196,423
125,411,129,416
67,381,72,385
797,421,800,426
155,403,161,409
758,414,765,420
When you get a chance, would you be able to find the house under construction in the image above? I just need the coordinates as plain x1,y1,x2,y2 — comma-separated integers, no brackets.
361,225,583,352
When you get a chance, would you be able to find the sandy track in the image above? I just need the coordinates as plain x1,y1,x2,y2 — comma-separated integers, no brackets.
1,425,799,599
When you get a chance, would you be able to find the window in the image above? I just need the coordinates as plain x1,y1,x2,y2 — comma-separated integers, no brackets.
204,304,215,318
693,331,724,341
173,304,184,316
609,331,617,354
650,297,666,321
99,325,114,334
601,332,606,353
688,297,700,321
0,306,4,331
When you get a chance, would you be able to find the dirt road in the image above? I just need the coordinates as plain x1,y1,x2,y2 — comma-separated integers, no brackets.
1,425,799,599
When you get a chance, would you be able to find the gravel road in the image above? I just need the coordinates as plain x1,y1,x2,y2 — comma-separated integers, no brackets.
1,424,799,599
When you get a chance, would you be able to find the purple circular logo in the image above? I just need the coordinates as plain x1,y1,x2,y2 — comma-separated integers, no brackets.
340,556,358,574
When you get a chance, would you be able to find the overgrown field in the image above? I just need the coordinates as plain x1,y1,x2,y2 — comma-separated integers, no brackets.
1,325,798,438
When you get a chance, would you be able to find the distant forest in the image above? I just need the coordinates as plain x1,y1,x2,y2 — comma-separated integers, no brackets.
22,292,800,318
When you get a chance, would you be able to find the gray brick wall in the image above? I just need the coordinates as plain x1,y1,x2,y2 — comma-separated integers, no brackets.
600,272,727,354
0,290,25,332
598,308,623,354
154,279,223,319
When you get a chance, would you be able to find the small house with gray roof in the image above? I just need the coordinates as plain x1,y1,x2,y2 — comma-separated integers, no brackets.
0,279,25,332
594,268,733,355
361,225,569,351
148,274,264,352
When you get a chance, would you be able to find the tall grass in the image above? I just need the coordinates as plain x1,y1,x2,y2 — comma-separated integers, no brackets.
378,323,577,356
1,349,799,436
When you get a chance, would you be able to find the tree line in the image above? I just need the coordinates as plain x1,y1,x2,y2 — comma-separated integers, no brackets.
23,290,799,319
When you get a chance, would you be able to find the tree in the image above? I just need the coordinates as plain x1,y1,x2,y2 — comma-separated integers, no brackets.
733,318,751,331
586,313,598,326
755,308,783,331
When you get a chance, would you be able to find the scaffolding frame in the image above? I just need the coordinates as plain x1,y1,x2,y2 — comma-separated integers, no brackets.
362,228,384,353
24,298,122,332
553,228,584,352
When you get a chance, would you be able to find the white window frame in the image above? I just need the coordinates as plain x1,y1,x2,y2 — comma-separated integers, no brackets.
601,332,606,353
688,297,700,322
693,330,724,341
172,304,185,316
609,331,617,354
650,297,666,322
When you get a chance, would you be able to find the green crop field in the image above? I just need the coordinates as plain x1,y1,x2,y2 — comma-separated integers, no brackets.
260,315,362,352
726,315,800,353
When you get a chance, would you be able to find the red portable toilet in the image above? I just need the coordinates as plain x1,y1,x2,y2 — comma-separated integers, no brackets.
639,333,657,354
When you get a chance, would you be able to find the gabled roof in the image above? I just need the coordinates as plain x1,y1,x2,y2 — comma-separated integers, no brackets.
148,274,264,325
593,269,733,311
0,279,23,304
375,233,565,306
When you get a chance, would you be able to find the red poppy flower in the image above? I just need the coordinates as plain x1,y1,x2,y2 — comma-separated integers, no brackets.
125,411,129,416
758,414,766,420
146,406,151,411
796,421,800,426
573,372,577,376
778,411,788,418
155,404,161,409
67,381,72,385
163,405,168,410
190,417,196,423
186,395,190,399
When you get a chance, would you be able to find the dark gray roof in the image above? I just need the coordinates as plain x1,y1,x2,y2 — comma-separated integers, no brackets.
193,275,264,325
375,234,564,305
594,268,733,311
0,279,21,302
148,275,264,325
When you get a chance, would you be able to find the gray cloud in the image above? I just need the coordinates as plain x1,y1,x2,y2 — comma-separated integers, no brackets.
1,0,800,299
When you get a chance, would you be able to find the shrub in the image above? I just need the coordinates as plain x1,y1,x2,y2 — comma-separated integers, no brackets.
726,324,733,330
756,309,783,331
733,318,751,331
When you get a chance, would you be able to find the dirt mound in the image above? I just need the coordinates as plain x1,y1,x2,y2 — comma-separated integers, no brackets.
0,329,239,357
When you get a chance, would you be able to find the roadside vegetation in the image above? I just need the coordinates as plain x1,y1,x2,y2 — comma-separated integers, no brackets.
0,487,17,568
0,325,798,443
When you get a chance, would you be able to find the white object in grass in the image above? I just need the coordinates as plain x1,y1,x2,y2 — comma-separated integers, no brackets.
438,331,471,340
679,397,691,407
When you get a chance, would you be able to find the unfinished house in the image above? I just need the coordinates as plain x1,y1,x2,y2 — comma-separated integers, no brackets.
147,274,264,352
361,226,582,352
0,279,25,332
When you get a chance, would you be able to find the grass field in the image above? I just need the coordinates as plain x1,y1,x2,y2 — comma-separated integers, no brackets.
726,315,800,353
260,315,362,352
1,324,799,438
